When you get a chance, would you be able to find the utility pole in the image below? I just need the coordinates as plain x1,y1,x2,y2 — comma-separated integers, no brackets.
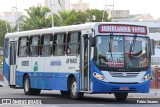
50,0,54,27
13,0,19,32
102,0,107,22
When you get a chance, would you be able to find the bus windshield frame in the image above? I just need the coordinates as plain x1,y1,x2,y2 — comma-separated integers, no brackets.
94,35,151,72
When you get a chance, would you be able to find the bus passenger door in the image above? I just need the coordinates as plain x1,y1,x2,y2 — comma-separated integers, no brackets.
9,41,17,86
80,31,92,91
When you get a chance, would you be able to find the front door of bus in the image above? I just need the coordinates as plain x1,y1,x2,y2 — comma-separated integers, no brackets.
9,41,17,86
80,33,91,91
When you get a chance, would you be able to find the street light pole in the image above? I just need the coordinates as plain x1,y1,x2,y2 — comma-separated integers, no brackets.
50,0,54,27
14,0,19,32
111,0,114,22
102,0,107,22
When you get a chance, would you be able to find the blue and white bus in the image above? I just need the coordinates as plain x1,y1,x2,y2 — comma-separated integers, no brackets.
3,22,154,100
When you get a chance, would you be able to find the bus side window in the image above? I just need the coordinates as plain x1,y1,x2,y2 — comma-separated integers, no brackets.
18,37,28,57
29,35,40,57
40,34,52,56
53,33,66,56
4,39,9,58
67,32,80,55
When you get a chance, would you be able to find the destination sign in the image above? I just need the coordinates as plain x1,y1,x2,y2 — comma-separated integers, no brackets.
99,24,147,35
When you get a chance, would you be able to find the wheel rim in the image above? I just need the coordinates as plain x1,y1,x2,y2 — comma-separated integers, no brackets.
71,81,77,96
25,78,29,92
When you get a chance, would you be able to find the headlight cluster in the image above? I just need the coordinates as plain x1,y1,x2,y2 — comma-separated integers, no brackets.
93,72,105,81
142,74,150,81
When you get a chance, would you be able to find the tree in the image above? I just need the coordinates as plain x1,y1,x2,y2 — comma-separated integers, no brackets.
0,20,11,46
19,6,50,31
85,9,110,22
48,10,87,27
19,6,110,30
64,10,88,25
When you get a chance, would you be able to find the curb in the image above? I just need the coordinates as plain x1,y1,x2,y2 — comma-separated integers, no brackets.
0,74,3,81
0,74,4,87
0,81,4,87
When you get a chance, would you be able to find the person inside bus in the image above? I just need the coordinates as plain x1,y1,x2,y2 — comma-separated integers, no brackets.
125,46,147,68
99,55,108,66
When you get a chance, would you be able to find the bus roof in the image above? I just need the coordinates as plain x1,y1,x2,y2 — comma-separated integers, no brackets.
5,22,147,38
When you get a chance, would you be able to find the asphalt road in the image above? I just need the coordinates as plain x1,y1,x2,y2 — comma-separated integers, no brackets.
0,86,160,106
0,67,160,106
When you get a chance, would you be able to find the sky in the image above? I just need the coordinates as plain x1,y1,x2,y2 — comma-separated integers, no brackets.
0,0,160,18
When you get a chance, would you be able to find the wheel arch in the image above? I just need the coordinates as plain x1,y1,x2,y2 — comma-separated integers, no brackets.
23,73,29,87
67,74,79,91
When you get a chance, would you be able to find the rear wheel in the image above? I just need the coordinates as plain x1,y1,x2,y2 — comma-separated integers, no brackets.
70,78,84,99
60,91,70,97
24,75,41,95
114,93,128,100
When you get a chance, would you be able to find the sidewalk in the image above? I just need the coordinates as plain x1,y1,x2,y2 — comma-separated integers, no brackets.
0,74,4,87
128,89,160,98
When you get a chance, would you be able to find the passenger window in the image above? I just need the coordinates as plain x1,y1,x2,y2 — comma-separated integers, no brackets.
18,37,28,57
40,34,52,56
53,33,66,56
67,32,80,55
29,36,40,57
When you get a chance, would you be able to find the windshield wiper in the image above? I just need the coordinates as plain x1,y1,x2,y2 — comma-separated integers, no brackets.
109,34,113,60
129,34,137,54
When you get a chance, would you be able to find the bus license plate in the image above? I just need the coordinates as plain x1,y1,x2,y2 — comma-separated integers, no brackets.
120,86,129,90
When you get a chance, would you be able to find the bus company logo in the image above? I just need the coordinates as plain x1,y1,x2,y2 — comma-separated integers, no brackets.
33,62,38,72
2,99,11,104
50,59,62,66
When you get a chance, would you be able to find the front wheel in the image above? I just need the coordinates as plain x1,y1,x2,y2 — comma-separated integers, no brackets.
114,93,128,100
70,78,84,99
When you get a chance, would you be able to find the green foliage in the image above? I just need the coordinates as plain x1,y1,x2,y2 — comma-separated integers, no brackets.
19,6,50,31
19,6,110,30
86,9,109,22
0,20,11,46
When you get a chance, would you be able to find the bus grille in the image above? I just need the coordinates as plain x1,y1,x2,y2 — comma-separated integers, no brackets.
109,72,139,78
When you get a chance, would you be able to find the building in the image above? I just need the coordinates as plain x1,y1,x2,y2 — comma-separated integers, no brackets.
130,13,155,21
71,0,89,11
111,10,130,21
44,0,70,13
3,9,23,28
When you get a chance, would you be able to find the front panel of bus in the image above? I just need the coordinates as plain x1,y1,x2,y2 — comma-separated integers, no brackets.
90,24,151,93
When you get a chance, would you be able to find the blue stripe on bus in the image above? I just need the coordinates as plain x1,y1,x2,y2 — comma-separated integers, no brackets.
3,59,9,80
16,71,80,91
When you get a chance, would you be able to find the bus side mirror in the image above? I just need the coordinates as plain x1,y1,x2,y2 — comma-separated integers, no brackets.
151,39,155,55
90,37,96,47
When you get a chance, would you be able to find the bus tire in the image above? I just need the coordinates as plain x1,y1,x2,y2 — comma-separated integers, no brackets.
70,78,84,99
23,75,34,95
60,91,70,97
114,93,128,100
32,89,41,95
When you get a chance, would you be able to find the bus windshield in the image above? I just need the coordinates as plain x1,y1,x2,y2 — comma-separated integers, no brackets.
95,35,150,69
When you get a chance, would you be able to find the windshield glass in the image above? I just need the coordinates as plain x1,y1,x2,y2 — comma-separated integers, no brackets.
95,35,150,69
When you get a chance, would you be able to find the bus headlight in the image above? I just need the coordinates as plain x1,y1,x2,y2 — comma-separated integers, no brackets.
142,74,151,81
93,72,105,81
